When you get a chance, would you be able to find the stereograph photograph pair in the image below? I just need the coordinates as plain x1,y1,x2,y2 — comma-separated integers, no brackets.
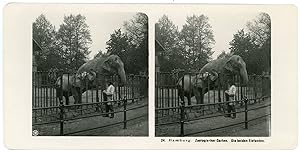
3,3,298,149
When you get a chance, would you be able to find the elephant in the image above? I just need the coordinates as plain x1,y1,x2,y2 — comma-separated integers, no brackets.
176,54,248,106
194,54,249,104
176,71,218,105
55,70,96,105
72,54,127,104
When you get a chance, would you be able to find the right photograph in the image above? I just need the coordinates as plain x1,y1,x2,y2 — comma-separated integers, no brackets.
155,12,271,137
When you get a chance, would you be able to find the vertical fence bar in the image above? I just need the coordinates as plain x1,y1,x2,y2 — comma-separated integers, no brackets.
32,72,34,109
96,76,100,112
44,72,46,108
261,75,264,100
118,80,121,106
180,100,185,137
218,73,221,103
240,76,243,107
59,73,64,135
208,73,210,105
254,75,257,103
35,72,38,108
86,76,88,104
244,98,248,129
155,72,157,109
217,73,221,112
39,72,41,108
171,73,174,110
32,72,35,108
123,96,127,129
161,74,164,116
45,72,48,109
49,73,53,108
167,77,170,114
131,75,134,102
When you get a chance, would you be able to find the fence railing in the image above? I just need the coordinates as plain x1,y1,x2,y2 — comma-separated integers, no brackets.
32,71,148,135
155,96,270,136
32,96,148,135
155,71,270,111
32,71,148,108
155,71,271,136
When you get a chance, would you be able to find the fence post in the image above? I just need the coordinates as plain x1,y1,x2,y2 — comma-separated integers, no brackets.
59,73,64,135
131,75,134,102
254,74,257,103
217,73,222,112
59,100,65,135
180,101,185,137
244,97,248,129
261,75,264,101
123,96,127,129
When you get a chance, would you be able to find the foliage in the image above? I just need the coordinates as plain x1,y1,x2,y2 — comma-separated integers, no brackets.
33,14,92,72
93,50,108,59
180,15,215,70
229,13,271,74
56,14,92,72
106,13,148,74
217,51,229,59
32,14,60,71
155,14,215,72
155,15,185,72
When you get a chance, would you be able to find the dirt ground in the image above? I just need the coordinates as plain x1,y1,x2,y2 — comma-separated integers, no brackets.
33,98,148,136
156,98,271,137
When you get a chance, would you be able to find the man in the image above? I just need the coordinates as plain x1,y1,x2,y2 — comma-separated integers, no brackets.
224,80,237,119
103,81,115,118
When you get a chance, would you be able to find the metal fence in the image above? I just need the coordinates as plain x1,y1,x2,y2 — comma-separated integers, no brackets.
32,71,148,135
155,71,271,136
32,71,147,108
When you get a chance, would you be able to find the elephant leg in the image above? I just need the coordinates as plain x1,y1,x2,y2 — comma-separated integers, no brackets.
195,88,204,105
64,93,69,105
186,91,192,105
71,87,80,104
178,89,185,104
56,88,62,101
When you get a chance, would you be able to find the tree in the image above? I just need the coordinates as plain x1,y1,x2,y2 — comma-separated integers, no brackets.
106,29,137,73
155,15,184,71
229,29,262,74
57,14,92,72
229,13,271,74
106,29,131,59
32,14,59,71
180,14,215,70
246,13,271,47
247,13,271,73
108,13,148,74
217,50,228,59
93,50,107,59
123,13,148,47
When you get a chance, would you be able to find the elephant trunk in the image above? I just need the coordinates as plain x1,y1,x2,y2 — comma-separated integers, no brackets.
118,67,126,86
240,67,248,86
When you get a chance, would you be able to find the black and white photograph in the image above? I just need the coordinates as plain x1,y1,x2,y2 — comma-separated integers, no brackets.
155,12,271,137
3,3,298,150
32,12,149,136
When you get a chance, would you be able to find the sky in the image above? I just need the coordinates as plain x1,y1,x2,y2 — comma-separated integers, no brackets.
156,11,259,59
40,10,259,60
42,12,137,59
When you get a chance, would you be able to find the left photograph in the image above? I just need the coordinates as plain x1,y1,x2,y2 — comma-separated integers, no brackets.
32,12,149,136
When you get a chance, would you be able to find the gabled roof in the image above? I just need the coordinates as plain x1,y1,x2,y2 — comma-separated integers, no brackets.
32,38,42,51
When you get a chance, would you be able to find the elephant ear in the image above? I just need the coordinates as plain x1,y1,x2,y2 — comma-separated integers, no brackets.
102,57,113,73
209,71,218,81
224,58,235,72
87,69,97,81
73,74,83,87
